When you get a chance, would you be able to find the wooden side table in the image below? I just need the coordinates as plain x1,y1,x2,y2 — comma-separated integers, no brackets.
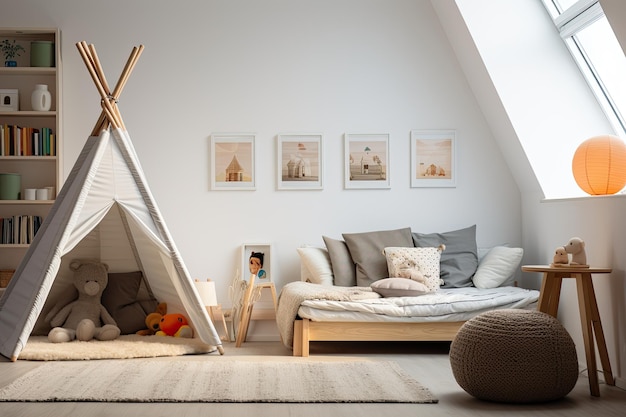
521,265,614,396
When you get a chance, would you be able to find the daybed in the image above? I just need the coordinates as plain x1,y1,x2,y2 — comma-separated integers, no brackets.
275,225,540,356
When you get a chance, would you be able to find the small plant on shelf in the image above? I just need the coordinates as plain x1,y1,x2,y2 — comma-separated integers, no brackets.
1,40,25,67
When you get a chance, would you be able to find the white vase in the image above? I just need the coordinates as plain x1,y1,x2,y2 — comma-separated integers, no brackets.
31,84,51,111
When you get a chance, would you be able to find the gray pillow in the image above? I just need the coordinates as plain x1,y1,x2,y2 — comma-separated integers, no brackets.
343,227,413,287
101,271,158,334
322,236,356,286
412,225,478,288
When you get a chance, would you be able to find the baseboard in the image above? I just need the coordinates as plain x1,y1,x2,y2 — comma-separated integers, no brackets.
616,376,626,390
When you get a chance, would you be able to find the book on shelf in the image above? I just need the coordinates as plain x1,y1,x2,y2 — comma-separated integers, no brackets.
0,124,55,156
0,215,42,244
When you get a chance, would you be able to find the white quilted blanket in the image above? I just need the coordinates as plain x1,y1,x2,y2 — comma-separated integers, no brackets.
276,282,540,348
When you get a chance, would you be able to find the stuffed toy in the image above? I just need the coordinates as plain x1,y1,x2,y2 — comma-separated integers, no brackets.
395,259,426,283
551,246,569,267
384,244,445,288
136,302,167,336
564,237,588,266
156,312,193,338
47,260,121,343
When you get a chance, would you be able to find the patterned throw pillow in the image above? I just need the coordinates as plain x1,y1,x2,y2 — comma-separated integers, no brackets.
382,245,445,293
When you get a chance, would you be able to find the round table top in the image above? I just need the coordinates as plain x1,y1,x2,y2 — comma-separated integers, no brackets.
522,265,612,273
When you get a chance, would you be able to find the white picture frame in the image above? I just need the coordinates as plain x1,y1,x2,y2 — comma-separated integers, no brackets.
210,133,256,190
344,133,390,189
410,129,456,188
277,133,323,190
240,243,272,283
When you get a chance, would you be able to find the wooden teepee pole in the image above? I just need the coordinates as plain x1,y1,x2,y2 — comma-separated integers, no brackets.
76,41,143,135
76,42,121,131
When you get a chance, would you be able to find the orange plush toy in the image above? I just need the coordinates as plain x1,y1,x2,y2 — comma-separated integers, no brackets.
156,313,193,338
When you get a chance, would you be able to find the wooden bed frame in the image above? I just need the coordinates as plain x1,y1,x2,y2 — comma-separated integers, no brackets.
292,318,465,356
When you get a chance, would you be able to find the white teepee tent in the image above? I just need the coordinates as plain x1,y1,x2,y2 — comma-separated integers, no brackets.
0,42,223,361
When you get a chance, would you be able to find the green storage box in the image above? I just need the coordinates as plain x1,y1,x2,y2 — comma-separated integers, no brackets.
0,173,21,199
30,41,55,67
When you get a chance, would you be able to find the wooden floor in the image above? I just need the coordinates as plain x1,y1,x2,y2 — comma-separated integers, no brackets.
1,340,625,417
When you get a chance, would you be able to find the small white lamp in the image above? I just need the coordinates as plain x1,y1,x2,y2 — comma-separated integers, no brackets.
194,279,229,341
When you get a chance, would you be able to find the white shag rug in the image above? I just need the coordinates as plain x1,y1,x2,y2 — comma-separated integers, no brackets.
18,335,217,361
0,358,437,403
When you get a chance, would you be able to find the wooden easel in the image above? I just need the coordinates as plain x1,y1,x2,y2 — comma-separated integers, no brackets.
205,304,230,342
235,275,278,347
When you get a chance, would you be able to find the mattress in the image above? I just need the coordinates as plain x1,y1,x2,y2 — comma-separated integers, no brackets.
297,286,540,323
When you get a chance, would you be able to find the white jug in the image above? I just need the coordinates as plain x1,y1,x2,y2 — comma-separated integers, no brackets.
31,84,51,111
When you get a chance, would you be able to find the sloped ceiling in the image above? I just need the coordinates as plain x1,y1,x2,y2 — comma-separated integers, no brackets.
430,0,541,195
600,0,626,56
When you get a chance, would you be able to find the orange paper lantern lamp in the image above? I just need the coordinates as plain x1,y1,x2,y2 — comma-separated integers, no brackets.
572,134,626,195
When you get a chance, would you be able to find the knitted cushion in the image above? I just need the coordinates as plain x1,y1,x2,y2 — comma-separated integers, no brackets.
449,309,578,403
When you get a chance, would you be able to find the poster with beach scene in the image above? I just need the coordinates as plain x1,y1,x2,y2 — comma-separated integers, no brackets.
410,130,456,188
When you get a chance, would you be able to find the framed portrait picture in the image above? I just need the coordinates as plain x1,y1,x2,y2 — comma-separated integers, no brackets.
240,243,272,283
344,133,390,189
410,130,456,188
210,133,255,190
277,133,323,190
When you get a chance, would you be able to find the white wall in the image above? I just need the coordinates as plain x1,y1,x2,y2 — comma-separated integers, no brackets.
434,0,626,387
0,1,521,340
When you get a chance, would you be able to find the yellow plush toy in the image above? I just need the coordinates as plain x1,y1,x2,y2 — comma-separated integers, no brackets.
136,302,167,336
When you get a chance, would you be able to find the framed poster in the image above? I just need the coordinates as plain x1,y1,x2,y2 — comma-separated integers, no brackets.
240,243,272,283
344,133,390,189
210,133,256,190
277,133,323,190
410,130,456,188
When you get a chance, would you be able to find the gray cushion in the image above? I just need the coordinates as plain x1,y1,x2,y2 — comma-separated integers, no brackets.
101,271,158,334
412,225,478,288
343,227,413,287
322,236,356,286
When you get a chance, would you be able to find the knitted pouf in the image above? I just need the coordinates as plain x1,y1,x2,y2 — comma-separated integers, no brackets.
449,309,579,403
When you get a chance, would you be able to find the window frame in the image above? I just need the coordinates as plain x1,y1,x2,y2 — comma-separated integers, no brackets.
542,0,626,136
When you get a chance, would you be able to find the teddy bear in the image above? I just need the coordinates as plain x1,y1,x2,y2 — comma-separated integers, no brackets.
551,246,569,267
46,260,121,343
564,236,588,266
395,259,426,283
156,312,193,338
136,302,167,336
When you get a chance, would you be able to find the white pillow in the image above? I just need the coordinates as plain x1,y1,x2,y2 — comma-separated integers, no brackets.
472,246,523,289
371,278,429,297
296,247,334,286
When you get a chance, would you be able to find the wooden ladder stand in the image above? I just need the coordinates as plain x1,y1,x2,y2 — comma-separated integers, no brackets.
235,274,278,347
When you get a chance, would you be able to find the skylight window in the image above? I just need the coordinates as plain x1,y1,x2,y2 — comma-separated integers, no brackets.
542,0,626,137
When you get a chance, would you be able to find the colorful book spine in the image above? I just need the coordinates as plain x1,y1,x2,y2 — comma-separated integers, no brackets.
0,124,53,156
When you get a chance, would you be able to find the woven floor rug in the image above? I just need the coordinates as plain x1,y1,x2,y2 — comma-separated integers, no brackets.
18,335,217,361
0,359,437,403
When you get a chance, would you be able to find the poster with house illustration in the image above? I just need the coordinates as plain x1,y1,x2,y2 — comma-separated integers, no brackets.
277,134,323,190
210,133,256,190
